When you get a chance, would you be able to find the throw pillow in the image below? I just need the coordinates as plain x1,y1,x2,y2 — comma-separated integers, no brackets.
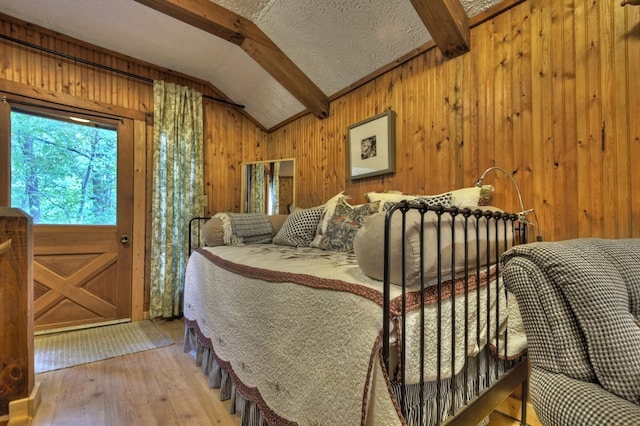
310,192,349,247
318,199,380,252
273,206,324,247
381,193,453,212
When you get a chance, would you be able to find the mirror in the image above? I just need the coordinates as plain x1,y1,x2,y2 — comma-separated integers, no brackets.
241,159,295,215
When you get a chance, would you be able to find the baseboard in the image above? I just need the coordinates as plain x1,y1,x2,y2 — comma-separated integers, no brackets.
7,382,41,426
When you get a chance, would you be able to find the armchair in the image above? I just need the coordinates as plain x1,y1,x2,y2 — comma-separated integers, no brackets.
502,238,640,425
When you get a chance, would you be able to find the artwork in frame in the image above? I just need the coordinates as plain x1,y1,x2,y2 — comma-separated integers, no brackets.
347,110,396,180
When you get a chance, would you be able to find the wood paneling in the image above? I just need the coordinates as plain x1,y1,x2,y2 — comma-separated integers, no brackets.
265,0,640,242
0,14,254,317
1,0,639,248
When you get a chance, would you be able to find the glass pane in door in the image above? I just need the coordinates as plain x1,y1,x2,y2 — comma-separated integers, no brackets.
10,109,117,225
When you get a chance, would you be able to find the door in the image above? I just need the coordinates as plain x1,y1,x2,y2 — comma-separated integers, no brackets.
0,100,134,332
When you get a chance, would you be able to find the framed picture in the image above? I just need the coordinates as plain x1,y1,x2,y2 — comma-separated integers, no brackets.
347,110,396,180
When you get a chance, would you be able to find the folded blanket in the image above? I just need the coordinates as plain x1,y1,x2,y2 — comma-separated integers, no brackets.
214,212,273,245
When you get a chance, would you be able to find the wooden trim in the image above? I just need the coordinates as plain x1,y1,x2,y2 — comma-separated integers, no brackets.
133,0,330,120
7,382,41,426
0,101,9,205
267,0,527,133
240,38,329,119
496,395,543,426
444,360,529,425
0,80,148,121
410,0,470,59
131,119,147,321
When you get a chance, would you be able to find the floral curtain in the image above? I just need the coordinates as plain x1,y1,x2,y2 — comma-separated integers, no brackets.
270,161,280,214
150,80,204,318
250,163,265,213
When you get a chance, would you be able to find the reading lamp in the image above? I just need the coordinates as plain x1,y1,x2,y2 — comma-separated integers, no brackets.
474,166,541,240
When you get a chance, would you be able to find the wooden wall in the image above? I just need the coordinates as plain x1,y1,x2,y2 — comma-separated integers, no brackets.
0,14,261,215
1,0,640,250
0,14,259,314
259,0,640,242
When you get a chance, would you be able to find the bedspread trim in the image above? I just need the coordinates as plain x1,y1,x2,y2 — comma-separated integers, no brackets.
388,267,497,315
184,317,297,426
366,332,407,426
194,248,498,318
196,247,385,304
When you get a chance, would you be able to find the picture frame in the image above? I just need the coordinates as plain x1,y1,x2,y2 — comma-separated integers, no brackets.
347,110,396,180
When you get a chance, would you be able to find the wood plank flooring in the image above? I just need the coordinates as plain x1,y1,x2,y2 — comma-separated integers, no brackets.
31,319,528,426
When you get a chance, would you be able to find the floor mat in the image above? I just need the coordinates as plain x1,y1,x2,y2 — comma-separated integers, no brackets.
34,320,173,373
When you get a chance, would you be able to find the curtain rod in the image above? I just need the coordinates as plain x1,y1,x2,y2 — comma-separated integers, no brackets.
0,33,245,109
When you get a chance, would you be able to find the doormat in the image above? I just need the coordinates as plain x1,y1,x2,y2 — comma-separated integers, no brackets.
35,320,173,373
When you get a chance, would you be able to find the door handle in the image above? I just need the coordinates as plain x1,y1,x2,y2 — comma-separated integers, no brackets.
120,235,129,245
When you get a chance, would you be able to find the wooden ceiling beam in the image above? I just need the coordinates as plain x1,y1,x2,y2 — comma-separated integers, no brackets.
132,0,329,119
409,0,470,59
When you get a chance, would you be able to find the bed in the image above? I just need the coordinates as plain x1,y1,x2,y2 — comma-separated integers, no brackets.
183,187,529,426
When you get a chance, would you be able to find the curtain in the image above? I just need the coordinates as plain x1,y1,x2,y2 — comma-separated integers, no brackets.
250,163,265,213
270,161,280,214
150,80,204,318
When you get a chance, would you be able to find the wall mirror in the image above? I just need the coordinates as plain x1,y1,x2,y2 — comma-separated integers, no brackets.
241,159,295,215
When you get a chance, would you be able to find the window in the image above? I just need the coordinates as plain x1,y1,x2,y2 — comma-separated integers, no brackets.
10,109,118,225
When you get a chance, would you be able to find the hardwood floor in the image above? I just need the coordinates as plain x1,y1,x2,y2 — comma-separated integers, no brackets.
31,319,528,426
32,319,239,426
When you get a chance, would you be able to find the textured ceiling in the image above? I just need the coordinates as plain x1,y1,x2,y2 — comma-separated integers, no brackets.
0,0,503,129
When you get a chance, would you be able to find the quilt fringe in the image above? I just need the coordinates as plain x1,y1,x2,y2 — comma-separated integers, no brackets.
390,350,522,426
184,325,269,426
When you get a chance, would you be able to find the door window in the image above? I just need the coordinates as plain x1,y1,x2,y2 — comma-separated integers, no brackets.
10,109,117,225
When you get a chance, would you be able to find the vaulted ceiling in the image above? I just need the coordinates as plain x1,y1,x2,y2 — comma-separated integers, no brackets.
0,0,505,130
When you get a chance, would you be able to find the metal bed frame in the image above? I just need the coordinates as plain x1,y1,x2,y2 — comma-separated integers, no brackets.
187,205,529,425
382,201,528,425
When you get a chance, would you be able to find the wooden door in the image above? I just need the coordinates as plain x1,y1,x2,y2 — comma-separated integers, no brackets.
1,101,134,332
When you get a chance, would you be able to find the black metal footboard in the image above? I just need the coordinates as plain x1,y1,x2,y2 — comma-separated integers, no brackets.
382,202,528,426
188,216,210,254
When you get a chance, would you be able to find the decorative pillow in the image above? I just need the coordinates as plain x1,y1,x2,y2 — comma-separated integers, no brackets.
353,206,512,286
202,216,225,246
414,192,453,207
310,192,350,247
212,212,273,245
380,192,453,212
203,215,287,246
318,199,380,252
364,191,415,204
448,185,493,207
477,185,494,206
273,206,324,247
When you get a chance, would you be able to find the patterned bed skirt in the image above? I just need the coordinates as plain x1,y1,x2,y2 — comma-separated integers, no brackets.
184,322,271,426
184,319,524,426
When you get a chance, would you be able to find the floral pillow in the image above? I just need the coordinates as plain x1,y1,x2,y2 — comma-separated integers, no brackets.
310,191,350,248
318,199,380,252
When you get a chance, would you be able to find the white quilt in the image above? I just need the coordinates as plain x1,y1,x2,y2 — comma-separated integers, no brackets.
183,244,526,425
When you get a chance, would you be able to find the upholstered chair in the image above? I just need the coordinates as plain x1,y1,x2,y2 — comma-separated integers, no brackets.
502,238,640,426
